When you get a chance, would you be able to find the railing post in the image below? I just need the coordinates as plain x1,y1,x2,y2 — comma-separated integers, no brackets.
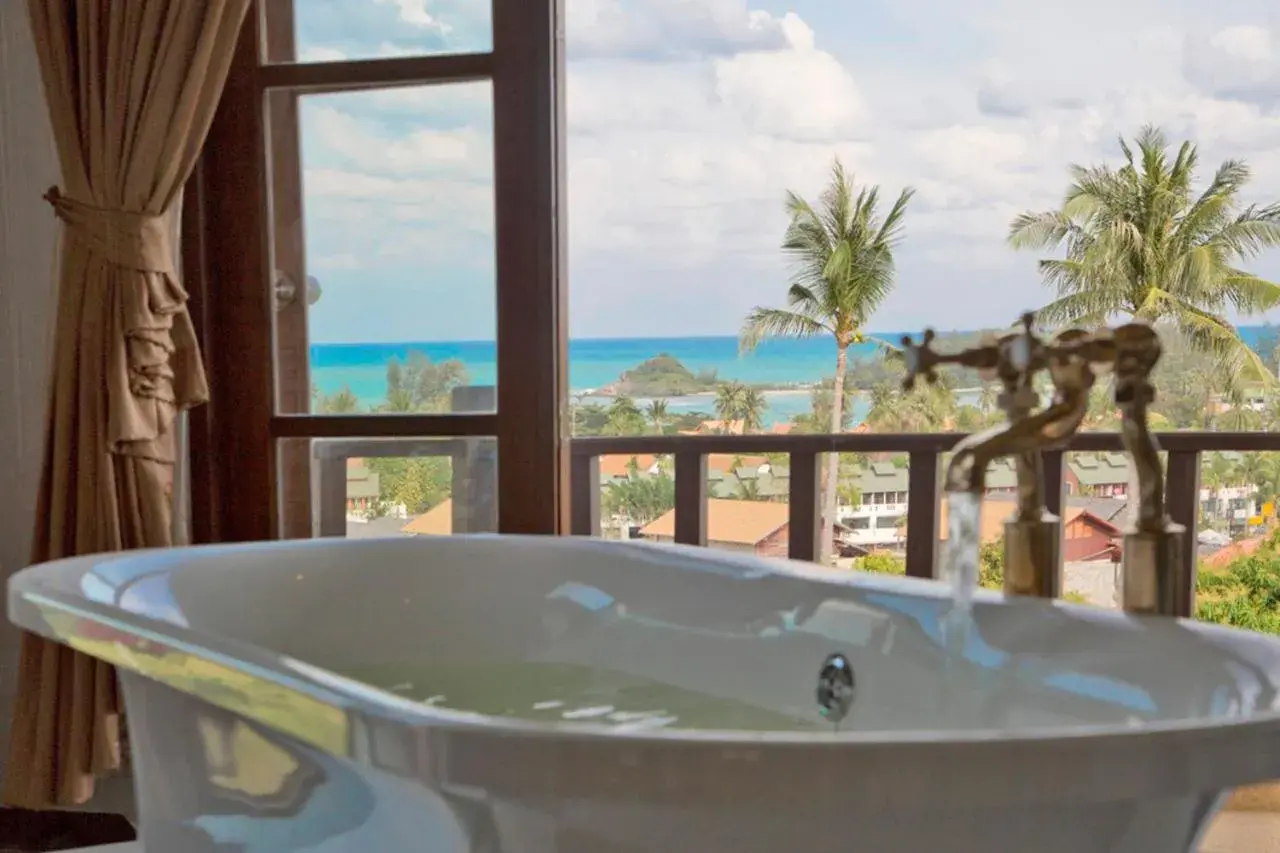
1165,450,1202,618
674,451,707,546
570,454,600,536
787,450,821,562
314,441,347,538
906,451,940,578
1043,450,1065,517
451,386,498,533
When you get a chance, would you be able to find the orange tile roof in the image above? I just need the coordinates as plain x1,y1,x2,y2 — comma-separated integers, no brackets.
640,499,790,547
401,499,453,536
695,419,745,434
770,423,795,435
1204,535,1267,569
598,454,660,479
705,453,769,474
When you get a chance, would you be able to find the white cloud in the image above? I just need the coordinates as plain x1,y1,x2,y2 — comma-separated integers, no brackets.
1211,25,1273,62
713,17,866,141
1184,23,1280,109
373,0,452,32
567,0,792,57
294,0,1280,339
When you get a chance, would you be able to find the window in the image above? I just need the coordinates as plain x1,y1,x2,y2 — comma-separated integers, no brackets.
186,0,567,542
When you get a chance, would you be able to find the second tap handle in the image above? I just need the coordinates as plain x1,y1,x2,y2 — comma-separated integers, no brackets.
901,329,940,391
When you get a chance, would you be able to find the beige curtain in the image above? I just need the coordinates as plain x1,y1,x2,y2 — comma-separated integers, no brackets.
4,0,252,808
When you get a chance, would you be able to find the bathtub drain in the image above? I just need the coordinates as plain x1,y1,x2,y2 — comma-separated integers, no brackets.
815,653,855,729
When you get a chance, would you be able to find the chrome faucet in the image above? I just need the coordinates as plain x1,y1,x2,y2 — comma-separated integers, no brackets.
1110,323,1188,617
902,316,1112,598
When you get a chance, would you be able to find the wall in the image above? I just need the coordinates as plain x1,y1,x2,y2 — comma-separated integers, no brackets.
755,527,789,559
0,2,59,788
1063,517,1116,562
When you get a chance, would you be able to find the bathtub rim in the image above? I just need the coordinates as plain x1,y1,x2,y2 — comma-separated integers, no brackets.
11,536,1280,810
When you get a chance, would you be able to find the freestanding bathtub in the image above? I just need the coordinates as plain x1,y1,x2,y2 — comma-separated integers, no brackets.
11,535,1280,852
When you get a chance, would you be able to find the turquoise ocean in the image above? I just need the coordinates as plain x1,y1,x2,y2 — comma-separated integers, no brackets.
312,327,1276,428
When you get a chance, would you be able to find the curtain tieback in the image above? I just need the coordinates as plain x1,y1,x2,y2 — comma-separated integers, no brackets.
43,186,175,276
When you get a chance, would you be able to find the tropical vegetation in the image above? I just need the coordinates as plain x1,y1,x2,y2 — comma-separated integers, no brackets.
1009,125,1280,382
613,354,718,397
739,158,914,561
1196,528,1280,634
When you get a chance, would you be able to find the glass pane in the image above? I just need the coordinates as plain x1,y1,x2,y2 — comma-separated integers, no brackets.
266,0,492,63
266,82,496,415
276,437,497,539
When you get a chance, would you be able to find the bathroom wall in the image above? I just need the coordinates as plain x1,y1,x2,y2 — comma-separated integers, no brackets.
0,1,60,785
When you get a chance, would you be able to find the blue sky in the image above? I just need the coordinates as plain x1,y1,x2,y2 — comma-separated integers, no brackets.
291,0,1280,342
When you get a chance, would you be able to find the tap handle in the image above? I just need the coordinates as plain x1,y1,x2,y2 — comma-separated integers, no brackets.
902,329,1006,391
900,328,941,391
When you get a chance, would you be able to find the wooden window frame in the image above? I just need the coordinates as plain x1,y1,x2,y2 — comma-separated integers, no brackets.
185,0,569,543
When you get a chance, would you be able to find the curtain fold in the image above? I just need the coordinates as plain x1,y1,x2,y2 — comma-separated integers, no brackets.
4,0,252,809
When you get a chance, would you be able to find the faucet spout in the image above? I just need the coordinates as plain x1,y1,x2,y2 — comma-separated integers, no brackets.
943,327,1114,598
944,328,1110,496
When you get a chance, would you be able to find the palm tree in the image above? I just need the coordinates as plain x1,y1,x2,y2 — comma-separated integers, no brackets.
865,379,955,433
1220,386,1262,431
713,382,745,431
320,386,361,414
646,399,671,434
381,387,416,413
604,395,646,436
1009,125,1280,382
1203,453,1235,520
740,388,767,433
977,383,998,418
740,158,914,561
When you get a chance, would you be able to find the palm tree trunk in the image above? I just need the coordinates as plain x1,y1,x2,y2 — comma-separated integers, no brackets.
822,345,850,563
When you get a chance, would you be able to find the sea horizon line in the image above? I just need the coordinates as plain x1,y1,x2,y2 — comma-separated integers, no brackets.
310,322,1275,349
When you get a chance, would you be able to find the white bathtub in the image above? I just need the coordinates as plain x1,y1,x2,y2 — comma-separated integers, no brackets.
11,535,1280,852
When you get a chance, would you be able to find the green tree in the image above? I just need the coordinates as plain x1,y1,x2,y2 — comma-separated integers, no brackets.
385,350,469,412
366,457,451,516
319,386,361,414
1009,125,1280,382
603,471,676,527
1197,540,1280,634
793,377,857,433
740,388,767,433
572,401,610,436
711,382,767,432
604,395,646,436
977,383,999,419
713,382,744,429
741,158,914,561
865,376,956,432
647,399,671,434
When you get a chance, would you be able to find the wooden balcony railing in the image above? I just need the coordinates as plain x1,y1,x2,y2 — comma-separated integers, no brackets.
308,388,1280,619
567,431,1280,613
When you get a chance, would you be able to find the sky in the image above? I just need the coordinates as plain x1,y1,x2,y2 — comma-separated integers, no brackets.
291,0,1280,342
